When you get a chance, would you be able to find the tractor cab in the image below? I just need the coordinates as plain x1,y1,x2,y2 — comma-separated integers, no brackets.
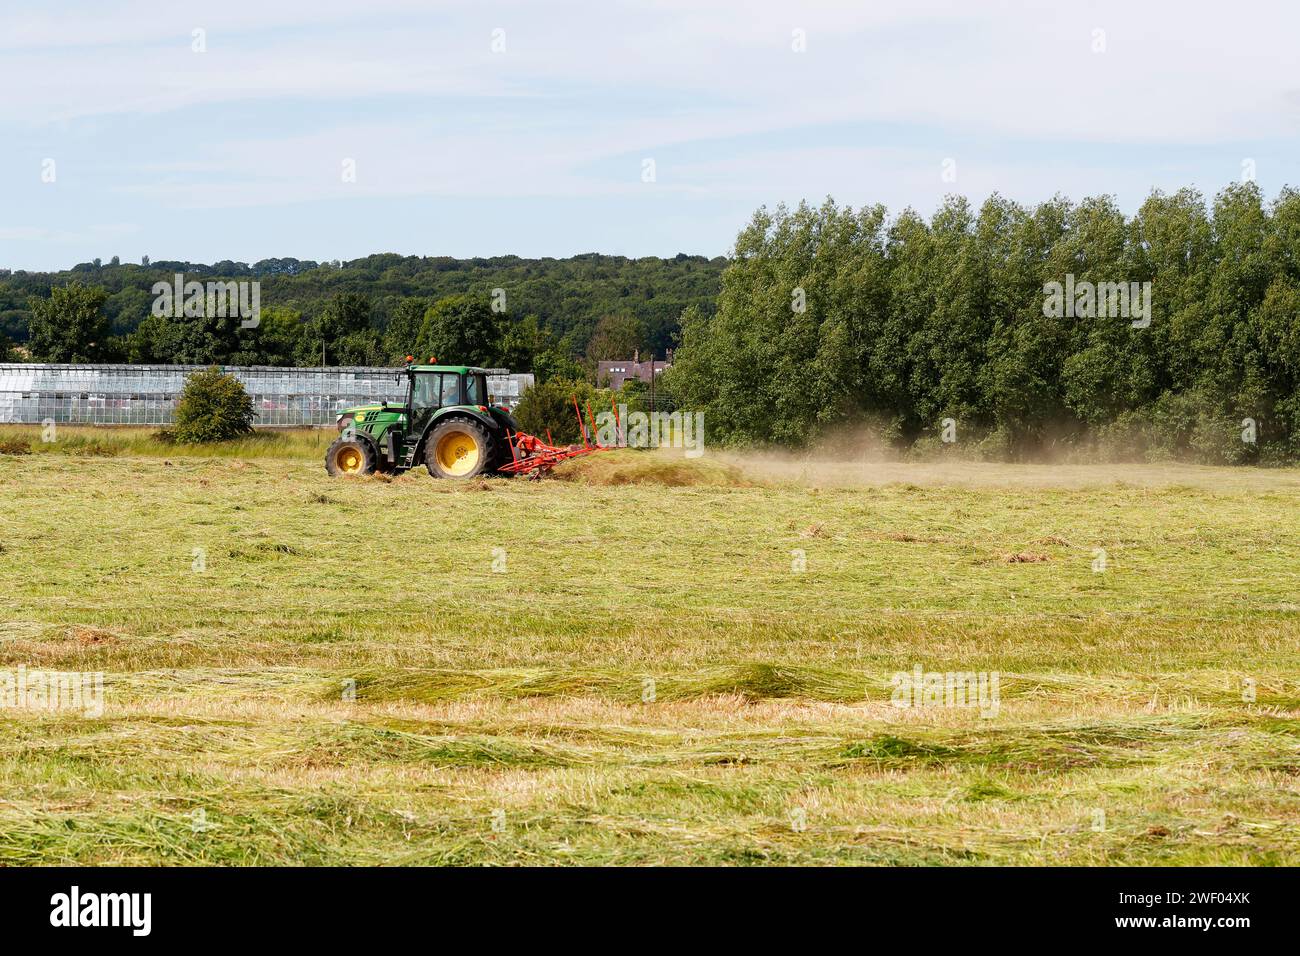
408,366,489,426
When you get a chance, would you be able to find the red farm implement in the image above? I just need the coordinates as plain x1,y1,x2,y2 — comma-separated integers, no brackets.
499,396,616,479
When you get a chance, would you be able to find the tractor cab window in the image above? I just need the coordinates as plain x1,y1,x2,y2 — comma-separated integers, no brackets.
413,371,467,409
465,374,487,404
412,373,440,409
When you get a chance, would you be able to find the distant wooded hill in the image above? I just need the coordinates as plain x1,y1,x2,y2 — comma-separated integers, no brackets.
0,252,726,374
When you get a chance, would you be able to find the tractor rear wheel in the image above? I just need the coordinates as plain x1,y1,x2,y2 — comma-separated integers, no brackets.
325,436,377,476
425,418,495,479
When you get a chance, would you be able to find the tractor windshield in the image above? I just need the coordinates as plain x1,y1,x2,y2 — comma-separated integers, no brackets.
412,372,462,409
412,373,438,409
465,374,487,404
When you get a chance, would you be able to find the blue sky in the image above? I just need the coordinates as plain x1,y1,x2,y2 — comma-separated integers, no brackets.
2,0,1298,270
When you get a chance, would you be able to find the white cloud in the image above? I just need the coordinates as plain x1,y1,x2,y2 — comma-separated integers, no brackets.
1,0,1296,266
0,224,139,243
4,0,1296,139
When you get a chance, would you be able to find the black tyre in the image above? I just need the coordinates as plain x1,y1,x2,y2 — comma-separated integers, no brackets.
424,418,495,479
325,435,377,476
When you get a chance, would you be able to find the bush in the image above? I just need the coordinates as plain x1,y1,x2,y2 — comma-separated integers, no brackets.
513,377,611,445
172,367,255,443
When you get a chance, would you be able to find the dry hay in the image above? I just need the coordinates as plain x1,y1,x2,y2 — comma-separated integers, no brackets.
550,449,750,487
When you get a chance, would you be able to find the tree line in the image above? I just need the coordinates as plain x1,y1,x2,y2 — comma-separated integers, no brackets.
9,184,1300,463
0,253,724,379
667,183,1300,463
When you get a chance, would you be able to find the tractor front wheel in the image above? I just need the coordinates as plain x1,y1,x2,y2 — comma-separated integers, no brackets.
325,436,377,476
425,419,494,479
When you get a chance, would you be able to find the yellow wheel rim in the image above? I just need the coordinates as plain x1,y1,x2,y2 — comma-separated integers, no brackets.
335,447,363,473
436,431,480,476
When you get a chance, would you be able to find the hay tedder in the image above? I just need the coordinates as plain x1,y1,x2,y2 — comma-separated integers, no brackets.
325,359,611,480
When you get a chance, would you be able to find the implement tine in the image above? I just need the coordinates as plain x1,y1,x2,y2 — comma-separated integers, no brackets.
573,395,588,447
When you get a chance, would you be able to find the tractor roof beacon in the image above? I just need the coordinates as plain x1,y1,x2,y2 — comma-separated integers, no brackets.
324,360,610,481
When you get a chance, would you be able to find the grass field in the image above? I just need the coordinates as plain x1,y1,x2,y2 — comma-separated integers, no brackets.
1,426,1297,865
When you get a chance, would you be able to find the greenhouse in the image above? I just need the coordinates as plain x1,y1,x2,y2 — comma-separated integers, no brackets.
0,365,533,427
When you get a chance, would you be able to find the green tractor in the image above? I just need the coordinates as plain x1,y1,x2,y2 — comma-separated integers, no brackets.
325,363,520,479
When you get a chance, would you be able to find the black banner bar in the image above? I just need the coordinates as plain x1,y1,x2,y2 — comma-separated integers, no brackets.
0,866,1276,942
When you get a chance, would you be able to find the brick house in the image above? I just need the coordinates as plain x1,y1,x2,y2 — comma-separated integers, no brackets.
596,349,673,391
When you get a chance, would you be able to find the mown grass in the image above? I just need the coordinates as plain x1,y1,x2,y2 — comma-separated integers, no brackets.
0,433,1297,865
0,424,331,460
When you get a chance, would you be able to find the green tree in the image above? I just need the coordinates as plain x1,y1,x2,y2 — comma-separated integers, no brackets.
230,306,305,366
26,282,110,362
300,292,374,366
586,314,647,363
124,306,241,366
499,314,553,373
672,200,891,445
382,297,428,363
532,347,586,383
416,294,502,367
2,252,726,371
104,286,154,336
513,377,608,445
171,366,256,443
